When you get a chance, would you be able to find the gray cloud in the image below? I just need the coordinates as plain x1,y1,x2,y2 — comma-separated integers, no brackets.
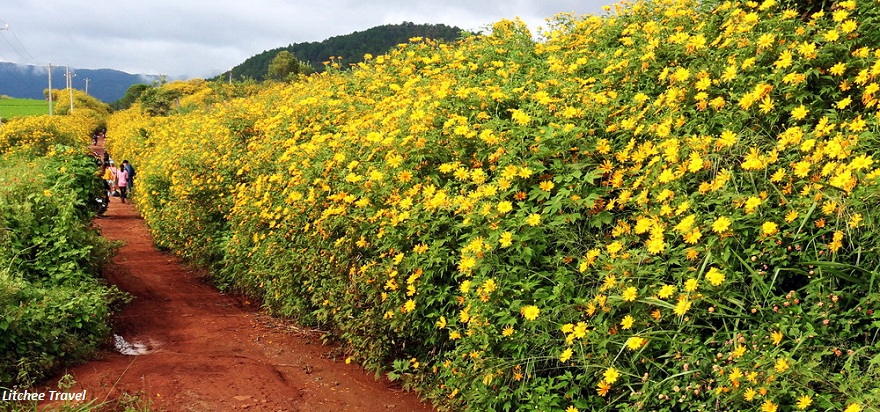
1,0,608,78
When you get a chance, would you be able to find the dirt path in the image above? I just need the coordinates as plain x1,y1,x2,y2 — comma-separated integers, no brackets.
43,141,435,412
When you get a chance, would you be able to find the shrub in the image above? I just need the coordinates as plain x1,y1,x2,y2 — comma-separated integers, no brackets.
106,0,880,410
0,149,123,387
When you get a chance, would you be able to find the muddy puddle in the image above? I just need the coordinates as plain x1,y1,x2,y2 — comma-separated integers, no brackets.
113,334,158,355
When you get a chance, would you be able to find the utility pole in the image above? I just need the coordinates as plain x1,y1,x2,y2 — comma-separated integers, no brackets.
66,65,75,114
48,63,53,116
0,24,7,126
84,78,90,95
228,67,233,84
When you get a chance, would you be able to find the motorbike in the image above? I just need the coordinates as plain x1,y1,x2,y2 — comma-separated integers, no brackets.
95,194,109,216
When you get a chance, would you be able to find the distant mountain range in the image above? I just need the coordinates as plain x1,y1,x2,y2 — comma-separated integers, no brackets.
1,22,466,103
0,63,161,103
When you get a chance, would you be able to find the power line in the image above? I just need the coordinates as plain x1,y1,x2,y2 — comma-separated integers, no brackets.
8,28,38,64
0,20,39,66
0,23,8,62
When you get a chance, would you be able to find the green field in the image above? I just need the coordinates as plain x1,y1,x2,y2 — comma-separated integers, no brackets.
0,97,49,119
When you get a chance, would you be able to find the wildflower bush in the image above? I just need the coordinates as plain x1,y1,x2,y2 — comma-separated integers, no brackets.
0,147,123,387
0,114,94,157
107,0,880,410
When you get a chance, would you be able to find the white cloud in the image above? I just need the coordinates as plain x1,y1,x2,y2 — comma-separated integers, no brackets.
0,0,609,78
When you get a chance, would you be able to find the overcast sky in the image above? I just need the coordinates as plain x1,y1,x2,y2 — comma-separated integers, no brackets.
0,1,610,79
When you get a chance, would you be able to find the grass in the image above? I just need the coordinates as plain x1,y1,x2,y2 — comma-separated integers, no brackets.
0,97,49,120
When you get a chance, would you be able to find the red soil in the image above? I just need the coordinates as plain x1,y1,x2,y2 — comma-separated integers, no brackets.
41,141,435,412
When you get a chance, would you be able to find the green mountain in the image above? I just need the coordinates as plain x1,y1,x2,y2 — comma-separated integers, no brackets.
226,22,466,81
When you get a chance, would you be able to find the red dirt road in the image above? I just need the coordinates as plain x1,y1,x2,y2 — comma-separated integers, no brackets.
44,143,435,412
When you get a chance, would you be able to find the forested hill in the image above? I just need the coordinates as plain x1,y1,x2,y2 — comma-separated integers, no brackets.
227,22,465,80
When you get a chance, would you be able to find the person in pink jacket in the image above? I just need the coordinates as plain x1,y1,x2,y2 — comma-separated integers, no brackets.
117,167,130,203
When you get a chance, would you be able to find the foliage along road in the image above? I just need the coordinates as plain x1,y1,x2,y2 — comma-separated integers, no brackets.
40,138,434,412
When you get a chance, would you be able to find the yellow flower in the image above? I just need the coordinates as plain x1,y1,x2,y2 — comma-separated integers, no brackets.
402,299,416,313
497,201,513,214
849,154,874,170
761,400,778,412
756,33,775,49
798,42,817,58
705,267,726,286
744,196,762,213
671,67,690,82
744,387,757,401
606,241,623,255
795,395,812,410
621,286,638,302
625,336,646,350
603,367,620,384
761,221,778,236
511,109,531,125
732,345,747,358
843,403,862,412
774,357,789,372
520,305,540,320
658,284,676,299
683,228,702,244
674,214,696,233
436,316,447,328
620,315,635,330
771,330,784,345
526,213,541,226
791,105,809,120
712,216,732,233
565,406,579,412
849,213,863,228
458,256,476,273
695,77,711,91
646,236,666,254
687,151,704,172
685,278,699,292
559,348,573,363
770,168,786,182
499,231,513,247
774,51,793,69
729,367,743,382
502,325,515,337
539,180,555,192
449,330,461,340
459,280,472,294
674,296,692,316
596,380,611,396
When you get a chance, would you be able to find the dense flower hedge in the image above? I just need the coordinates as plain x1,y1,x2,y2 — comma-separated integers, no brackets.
0,149,121,387
0,99,121,387
107,0,880,410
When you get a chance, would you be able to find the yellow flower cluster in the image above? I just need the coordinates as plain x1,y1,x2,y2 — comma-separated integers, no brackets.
0,114,94,156
105,0,880,410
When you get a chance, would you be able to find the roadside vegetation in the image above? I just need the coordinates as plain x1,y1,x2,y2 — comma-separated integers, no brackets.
0,96,128,412
99,0,880,410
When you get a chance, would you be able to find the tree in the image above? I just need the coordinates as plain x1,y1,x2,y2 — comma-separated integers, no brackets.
138,86,180,117
267,50,295,80
266,51,317,81
112,84,151,110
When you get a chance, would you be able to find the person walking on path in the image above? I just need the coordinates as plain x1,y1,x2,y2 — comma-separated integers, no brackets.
116,165,130,203
122,160,136,194
102,162,117,199
109,162,120,195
